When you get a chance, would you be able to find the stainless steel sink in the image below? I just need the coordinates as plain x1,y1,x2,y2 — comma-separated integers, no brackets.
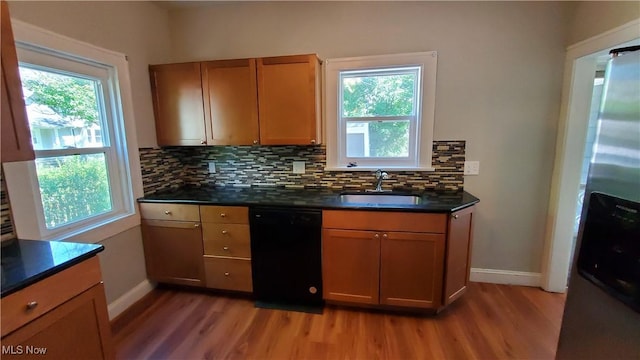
339,193,422,205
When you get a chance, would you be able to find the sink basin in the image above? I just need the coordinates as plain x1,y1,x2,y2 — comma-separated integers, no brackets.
339,193,422,205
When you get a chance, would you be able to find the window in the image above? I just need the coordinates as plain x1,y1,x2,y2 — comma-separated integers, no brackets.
3,20,141,242
325,52,438,170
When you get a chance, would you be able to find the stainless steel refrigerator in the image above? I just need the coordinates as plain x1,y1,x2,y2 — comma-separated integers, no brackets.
556,46,640,359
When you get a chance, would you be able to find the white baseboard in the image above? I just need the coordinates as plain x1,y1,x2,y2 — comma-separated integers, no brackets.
107,279,155,320
470,268,541,287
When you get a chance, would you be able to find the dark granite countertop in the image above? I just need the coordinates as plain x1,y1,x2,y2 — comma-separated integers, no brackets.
137,186,479,213
1,239,104,298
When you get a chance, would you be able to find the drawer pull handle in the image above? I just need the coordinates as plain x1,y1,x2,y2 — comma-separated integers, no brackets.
194,223,200,228
223,246,229,251
220,213,226,218
164,210,172,215
452,214,459,219
224,272,230,276
222,230,228,235
26,301,38,310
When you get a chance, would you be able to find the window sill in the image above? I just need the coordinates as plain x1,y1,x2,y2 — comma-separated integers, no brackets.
324,166,436,172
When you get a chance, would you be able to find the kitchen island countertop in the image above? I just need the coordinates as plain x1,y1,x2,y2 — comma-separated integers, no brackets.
1,239,104,298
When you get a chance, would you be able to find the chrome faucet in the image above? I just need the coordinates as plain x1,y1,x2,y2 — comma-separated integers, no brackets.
373,169,389,192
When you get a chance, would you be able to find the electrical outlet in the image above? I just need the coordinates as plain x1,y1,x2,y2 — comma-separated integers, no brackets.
208,161,216,174
292,161,306,174
464,161,479,175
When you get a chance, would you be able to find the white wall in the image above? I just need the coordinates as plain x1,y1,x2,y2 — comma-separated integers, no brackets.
567,1,640,46
7,0,171,310
167,1,571,273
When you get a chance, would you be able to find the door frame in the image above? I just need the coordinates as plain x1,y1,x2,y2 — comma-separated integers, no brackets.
541,19,640,293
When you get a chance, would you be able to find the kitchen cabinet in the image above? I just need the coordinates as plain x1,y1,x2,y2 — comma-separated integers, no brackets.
149,54,321,146
323,208,472,311
149,62,206,146
202,59,259,145
140,203,205,286
0,257,113,359
257,54,321,145
1,0,35,162
443,205,475,304
201,205,253,292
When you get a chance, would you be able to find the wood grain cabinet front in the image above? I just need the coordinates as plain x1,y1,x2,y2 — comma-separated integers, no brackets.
1,0,35,163
149,62,207,146
322,207,474,312
149,54,321,146
0,257,113,359
201,205,253,292
139,203,205,287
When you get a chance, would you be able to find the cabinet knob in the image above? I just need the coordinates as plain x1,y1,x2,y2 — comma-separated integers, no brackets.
222,230,228,235
374,233,380,239
452,214,459,219
310,139,316,144
224,272,230,276
220,213,226,218
194,223,200,228
223,246,229,251
164,210,172,215
382,233,388,239
26,301,38,310
200,140,206,145
253,140,259,145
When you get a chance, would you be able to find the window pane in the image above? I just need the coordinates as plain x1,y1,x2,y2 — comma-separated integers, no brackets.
36,154,112,229
346,120,409,157
342,71,416,117
19,67,104,150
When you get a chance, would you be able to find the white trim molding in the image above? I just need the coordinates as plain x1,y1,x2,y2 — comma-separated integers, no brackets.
541,18,640,293
107,279,155,320
470,268,542,287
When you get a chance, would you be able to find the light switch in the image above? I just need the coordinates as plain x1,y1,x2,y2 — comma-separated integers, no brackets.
293,161,305,174
208,161,216,174
464,161,479,175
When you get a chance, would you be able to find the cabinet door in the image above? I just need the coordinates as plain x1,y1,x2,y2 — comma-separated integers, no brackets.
1,283,113,360
149,62,206,146
202,59,259,145
380,232,445,309
141,219,205,286
257,54,321,145
322,229,380,304
1,1,35,162
444,206,474,304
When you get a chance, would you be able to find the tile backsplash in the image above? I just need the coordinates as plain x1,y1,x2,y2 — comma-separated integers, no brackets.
1,168,16,241
139,141,465,195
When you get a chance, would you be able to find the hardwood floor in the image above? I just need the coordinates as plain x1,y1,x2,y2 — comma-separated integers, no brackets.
113,282,566,360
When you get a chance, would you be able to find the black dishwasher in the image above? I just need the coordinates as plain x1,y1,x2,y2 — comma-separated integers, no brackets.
249,207,323,310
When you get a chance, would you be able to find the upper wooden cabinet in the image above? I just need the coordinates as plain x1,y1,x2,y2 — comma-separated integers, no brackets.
257,54,321,145
1,1,35,162
202,59,259,145
149,54,321,146
149,62,206,146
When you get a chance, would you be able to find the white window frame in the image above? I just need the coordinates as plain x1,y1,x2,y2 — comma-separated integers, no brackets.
324,52,438,171
3,20,143,243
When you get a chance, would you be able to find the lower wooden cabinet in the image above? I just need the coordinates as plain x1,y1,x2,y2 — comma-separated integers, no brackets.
0,257,113,359
141,219,205,286
322,207,474,311
203,257,252,292
322,229,380,304
380,232,445,308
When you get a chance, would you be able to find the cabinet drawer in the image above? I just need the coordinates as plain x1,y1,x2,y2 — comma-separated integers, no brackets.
323,210,447,233
204,256,253,292
201,206,248,224
203,223,251,258
0,257,102,337
139,203,200,221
